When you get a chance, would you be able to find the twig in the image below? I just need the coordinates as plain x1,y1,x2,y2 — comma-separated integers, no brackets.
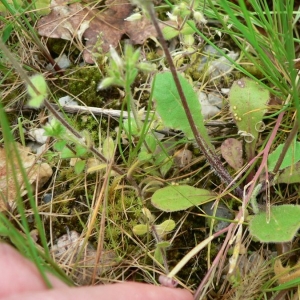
7,104,236,128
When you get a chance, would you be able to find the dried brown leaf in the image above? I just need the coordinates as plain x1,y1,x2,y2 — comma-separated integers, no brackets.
37,0,161,63
0,144,53,212
221,138,244,171
125,17,158,45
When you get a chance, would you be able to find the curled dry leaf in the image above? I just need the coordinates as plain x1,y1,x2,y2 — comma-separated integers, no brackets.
0,143,53,212
37,0,161,63
51,230,117,285
221,138,243,170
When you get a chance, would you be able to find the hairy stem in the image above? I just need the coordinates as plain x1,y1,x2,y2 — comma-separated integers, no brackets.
145,1,242,197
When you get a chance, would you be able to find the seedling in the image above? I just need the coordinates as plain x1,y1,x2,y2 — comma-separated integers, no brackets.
133,208,175,266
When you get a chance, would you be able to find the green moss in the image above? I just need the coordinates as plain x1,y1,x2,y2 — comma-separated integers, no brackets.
47,38,79,57
101,190,143,246
146,51,161,61
65,66,103,107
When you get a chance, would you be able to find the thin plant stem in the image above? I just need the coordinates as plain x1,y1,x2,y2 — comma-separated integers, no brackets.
144,1,243,197
272,120,298,174
0,39,142,197
194,111,285,299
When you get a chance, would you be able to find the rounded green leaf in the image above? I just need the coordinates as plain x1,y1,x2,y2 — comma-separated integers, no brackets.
27,74,48,108
249,205,300,243
162,26,179,40
229,78,269,142
151,185,215,212
152,72,213,150
276,161,300,184
180,21,196,35
74,160,86,174
228,78,269,159
155,220,175,236
132,224,148,236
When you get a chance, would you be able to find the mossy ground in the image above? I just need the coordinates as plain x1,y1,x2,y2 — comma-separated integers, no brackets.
2,1,299,298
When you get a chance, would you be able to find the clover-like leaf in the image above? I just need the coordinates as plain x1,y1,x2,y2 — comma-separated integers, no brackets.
132,224,148,236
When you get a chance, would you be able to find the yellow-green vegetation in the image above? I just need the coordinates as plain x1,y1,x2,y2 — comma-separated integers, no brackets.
1,0,300,299
65,66,103,107
102,189,143,245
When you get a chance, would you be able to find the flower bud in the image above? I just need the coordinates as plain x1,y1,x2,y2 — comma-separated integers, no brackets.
109,45,123,69
97,77,115,90
124,12,143,22
193,11,207,24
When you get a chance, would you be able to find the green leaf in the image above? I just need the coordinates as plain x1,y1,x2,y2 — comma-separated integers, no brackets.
162,26,179,40
268,138,300,171
53,140,67,151
152,72,213,149
276,161,300,184
102,137,115,160
156,241,171,249
144,134,157,153
159,157,173,177
155,220,175,236
60,147,75,159
180,21,196,35
0,0,22,12
123,118,139,136
43,119,65,138
154,246,163,264
138,135,158,161
151,185,215,212
249,205,300,242
132,224,148,235
154,241,171,264
27,74,48,108
75,144,87,157
34,0,51,16
74,160,86,174
228,78,269,158
2,24,13,43
138,151,152,161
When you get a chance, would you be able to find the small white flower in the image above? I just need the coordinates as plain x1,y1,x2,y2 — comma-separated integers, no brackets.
193,11,207,24
166,11,177,22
